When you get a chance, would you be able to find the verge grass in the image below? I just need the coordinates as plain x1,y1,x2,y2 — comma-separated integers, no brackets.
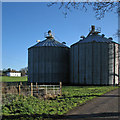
2,86,118,119
1,76,27,82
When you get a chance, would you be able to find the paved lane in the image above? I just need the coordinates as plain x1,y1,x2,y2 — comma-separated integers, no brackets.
63,88,120,120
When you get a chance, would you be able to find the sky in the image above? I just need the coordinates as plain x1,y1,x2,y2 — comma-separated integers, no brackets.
2,2,118,71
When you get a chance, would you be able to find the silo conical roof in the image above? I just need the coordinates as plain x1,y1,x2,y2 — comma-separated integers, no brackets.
32,38,68,48
29,30,69,49
79,34,116,43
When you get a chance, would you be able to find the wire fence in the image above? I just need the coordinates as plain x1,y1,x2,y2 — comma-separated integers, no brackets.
2,82,62,98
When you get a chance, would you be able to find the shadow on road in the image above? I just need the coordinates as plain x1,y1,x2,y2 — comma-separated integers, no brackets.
63,112,120,119
2,112,120,120
63,94,120,99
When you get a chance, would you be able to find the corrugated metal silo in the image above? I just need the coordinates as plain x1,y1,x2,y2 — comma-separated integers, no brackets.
28,30,70,84
70,26,120,85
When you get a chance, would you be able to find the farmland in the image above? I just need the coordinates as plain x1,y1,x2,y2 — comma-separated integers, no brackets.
1,76,27,82
2,86,118,119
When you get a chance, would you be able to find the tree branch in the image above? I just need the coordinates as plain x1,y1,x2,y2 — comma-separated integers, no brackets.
47,2,118,20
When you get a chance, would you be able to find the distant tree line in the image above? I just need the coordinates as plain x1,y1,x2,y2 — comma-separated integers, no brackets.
0,67,28,76
19,67,28,76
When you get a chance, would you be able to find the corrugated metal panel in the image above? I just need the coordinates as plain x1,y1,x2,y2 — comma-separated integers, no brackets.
64,48,70,83
28,48,32,82
100,43,108,85
99,43,102,85
73,44,78,84
97,43,101,85
28,44,70,84
38,48,42,83
44,47,49,83
83,44,86,84
92,42,101,85
78,44,80,84
72,46,74,84
31,48,34,82
79,43,86,84
118,45,120,82
70,46,73,84
42,48,45,83
104,43,109,85
119,45,120,82
38,48,41,83
28,49,30,82
115,44,119,84
108,43,114,84
70,33,120,85
85,43,92,84
78,44,83,84
33,48,37,83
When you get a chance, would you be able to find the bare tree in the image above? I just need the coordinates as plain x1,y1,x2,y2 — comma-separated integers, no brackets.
19,67,28,76
47,2,119,36
47,2,118,19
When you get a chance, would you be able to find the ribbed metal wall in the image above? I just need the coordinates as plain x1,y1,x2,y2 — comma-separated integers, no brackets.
70,41,119,85
70,46,74,84
85,43,92,84
108,43,114,84
28,46,69,84
118,45,120,82
108,43,119,85
114,44,119,84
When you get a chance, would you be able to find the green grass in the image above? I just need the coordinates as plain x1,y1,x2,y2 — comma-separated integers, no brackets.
2,86,118,119
1,76,27,82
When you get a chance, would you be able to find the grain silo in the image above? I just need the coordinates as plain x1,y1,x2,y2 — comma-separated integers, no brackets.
70,25,120,85
28,30,70,84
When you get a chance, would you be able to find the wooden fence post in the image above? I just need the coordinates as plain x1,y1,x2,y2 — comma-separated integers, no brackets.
46,86,47,95
60,82,62,96
20,82,22,86
31,83,33,96
19,85,21,95
36,82,37,87
53,86,55,95
36,82,38,96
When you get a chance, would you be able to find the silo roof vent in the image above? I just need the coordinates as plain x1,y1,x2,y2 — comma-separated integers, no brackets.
80,36,85,39
102,34,105,37
36,40,40,42
87,25,101,37
108,37,113,40
44,30,54,39
62,42,66,44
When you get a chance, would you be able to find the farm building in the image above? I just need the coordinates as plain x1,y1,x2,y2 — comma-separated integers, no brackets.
7,71,21,77
70,25,120,85
28,30,70,84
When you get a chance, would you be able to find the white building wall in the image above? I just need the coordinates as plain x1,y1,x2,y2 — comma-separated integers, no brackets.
7,72,21,77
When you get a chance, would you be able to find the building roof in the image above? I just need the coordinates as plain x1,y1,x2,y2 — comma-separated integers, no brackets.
7,71,21,73
29,38,69,49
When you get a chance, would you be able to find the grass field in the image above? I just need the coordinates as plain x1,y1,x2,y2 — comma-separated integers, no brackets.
1,76,27,82
2,86,118,119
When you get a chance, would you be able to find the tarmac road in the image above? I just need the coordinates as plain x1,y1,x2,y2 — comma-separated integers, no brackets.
62,88,120,120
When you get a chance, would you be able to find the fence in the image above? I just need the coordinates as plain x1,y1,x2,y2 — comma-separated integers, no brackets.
2,82,62,97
